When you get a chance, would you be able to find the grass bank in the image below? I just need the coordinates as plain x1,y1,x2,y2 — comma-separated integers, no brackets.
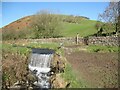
61,61,89,88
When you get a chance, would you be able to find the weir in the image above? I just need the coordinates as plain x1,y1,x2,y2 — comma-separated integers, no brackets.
28,48,54,88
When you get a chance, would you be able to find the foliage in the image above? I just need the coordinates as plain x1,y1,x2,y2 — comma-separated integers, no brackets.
96,2,119,35
57,14,89,24
63,15,82,24
2,28,31,40
30,10,62,38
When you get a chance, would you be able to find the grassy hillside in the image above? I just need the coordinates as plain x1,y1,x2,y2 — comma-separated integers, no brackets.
61,20,97,37
2,15,98,39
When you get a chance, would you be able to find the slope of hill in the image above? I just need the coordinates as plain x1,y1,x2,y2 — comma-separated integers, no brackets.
61,20,97,37
2,16,33,32
2,15,97,38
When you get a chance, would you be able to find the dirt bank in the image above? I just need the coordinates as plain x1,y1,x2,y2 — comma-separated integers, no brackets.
64,48,118,88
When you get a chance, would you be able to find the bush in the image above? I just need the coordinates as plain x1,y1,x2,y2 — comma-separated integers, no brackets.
2,28,31,40
30,10,62,39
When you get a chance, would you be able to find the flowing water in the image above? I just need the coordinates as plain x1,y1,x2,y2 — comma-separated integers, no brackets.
28,49,54,88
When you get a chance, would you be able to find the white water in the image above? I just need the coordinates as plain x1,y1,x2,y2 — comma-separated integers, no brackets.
28,53,53,88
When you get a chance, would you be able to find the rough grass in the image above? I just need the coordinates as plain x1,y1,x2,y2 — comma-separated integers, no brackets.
2,44,31,55
87,45,119,52
2,42,61,56
61,62,88,88
61,20,97,37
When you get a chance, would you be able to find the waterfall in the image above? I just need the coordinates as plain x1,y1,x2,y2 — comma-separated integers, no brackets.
28,49,54,88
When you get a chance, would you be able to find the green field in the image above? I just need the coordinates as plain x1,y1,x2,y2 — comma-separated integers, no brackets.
61,20,97,37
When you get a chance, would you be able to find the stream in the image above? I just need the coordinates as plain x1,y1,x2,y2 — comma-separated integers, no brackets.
28,48,54,88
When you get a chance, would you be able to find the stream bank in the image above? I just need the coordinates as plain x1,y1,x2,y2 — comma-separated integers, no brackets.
2,46,68,89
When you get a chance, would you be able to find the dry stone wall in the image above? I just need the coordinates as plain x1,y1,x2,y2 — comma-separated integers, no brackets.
28,37,80,45
19,36,119,46
88,36,119,46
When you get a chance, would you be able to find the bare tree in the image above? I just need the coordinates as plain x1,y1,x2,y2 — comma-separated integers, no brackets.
97,2,119,35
